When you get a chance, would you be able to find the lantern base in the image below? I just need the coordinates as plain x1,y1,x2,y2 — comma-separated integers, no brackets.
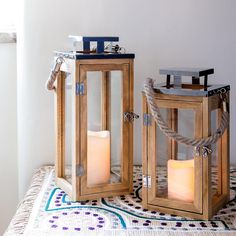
143,195,229,220
56,177,133,202
142,165,230,220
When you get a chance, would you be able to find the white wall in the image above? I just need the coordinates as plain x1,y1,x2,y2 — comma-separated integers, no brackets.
0,43,18,235
18,0,236,198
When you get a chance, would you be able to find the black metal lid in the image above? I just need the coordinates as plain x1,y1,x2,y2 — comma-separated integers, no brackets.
54,51,135,60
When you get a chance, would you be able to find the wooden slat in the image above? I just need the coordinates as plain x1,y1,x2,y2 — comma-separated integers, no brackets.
60,72,66,178
74,189,131,201
211,92,230,214
79,64,125,72
77,58,131,65
167,109,172,160
101,71,111,130
202,97,212,219
128,59,134,192
80,65,88,196
121,63,130,187
167,109,178,160
194,106,203,213
149,197,201,214
146,204,206,220
71,60,78,200
79,183,129,196
222,92,230,198
148,106,157,201
142,95,148,208
155,100,202,109
171,109,178,159
217,107,223,196
154,93,203,102
55,71,63,178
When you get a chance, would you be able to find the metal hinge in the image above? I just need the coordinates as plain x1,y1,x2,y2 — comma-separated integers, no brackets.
76,165,84,176
143,113,152,126
76,82,84,95
143,175,151,188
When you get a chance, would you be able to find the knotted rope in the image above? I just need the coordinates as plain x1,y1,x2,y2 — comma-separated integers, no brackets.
144,78,229,157
46,57,64,91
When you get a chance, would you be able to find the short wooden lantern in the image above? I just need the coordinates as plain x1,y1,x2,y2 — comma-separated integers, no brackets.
142,68,230,220
49,37,136,201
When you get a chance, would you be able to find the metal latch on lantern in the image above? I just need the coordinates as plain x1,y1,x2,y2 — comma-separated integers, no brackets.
76,82,84,95
124,111,139,122
143,175,151,188
143,114,152,126
76,165,84,176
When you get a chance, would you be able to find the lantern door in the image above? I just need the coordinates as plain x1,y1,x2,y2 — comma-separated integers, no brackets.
77,60,133,200
143,96,204,217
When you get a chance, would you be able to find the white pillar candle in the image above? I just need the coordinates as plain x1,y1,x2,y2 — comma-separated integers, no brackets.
87,131,110,186
168,159,194,202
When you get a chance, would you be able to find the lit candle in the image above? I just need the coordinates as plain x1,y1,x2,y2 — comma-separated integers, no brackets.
87,131,110,186
168,159,194,202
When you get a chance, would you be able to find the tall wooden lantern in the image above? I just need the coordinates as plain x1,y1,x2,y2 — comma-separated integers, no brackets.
47,36,136,201
142,68,230,220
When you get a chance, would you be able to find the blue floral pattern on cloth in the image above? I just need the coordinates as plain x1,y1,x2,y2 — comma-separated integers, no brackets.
31,166,236,233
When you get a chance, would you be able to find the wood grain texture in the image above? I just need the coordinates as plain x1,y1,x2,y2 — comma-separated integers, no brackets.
128,59,134,193
101,71,111,130
55,71,66,178
55,71,62,178
202,97,212,219
194,105,203,213
142,95,148,208
167,109,178,160
75,59,132,65
72,60,78,200
148,105,157,202
221,92,230,199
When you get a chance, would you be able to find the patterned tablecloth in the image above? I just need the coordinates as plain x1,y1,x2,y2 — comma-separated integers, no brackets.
5,166,236,236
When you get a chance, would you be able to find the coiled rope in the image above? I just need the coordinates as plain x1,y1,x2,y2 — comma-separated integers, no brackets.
144,78,229,157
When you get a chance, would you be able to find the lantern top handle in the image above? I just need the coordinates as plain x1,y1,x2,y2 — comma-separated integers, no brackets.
55,35,135,60
68,35,119,53
159,68,214,78
159,67,214,89
152,67,230,97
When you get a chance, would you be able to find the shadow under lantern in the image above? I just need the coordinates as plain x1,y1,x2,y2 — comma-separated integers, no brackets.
51,36,136,201
142,68,230,219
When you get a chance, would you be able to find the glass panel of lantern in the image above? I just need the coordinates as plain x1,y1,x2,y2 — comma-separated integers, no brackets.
155,108,196,203
86,71,122,187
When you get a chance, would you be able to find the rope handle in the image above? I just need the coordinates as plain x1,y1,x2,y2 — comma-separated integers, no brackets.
144,78,229,157
45,57,64,91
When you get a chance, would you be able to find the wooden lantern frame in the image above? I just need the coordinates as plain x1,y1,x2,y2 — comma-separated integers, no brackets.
142,91,230,220
55,56,134,201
